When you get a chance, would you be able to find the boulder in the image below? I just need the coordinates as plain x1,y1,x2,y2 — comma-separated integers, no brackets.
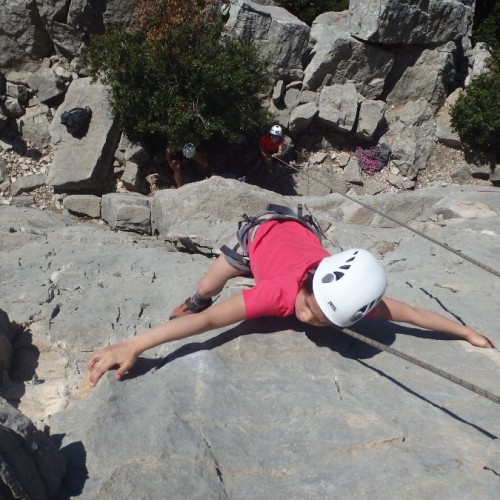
435,89,463,149
318,83,359,134
226,0,310,80
101,193,151,234
18,103,52,149
304,11,393,98
26,66,66,104
465,42,493,86
0,0,53,71
288,101,318,138
355,99,387,140
63,194,102,218
380,100,436,179
349,0,474,45
385,43,456,111
10,173,47,197
47,77,120,190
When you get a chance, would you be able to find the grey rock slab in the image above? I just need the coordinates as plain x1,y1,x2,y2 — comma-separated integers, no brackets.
1,180,500,498
0,207,198,351
47,77,120,190
51,310,499,498
318,83,359,134
63,194,101,218
304,11,393,98
151,176,293,250
10,173,47,196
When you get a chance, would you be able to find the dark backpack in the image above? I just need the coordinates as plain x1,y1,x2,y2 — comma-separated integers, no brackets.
60,106,92,138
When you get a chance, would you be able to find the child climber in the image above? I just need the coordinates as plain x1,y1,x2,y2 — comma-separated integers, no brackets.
88,205,494,386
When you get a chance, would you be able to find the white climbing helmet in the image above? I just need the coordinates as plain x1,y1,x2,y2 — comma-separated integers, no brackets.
183,143,196,159
312,249,387,327
270,125,283,137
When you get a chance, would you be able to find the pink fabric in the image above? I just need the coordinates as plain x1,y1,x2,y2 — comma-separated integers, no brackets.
242,220,329,319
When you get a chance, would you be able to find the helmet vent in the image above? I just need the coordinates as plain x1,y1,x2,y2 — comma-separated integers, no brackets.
346,257,355,262
339,265,351,270
322,271,344,283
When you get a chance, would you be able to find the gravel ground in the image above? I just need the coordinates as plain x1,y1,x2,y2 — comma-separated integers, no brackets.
0,131,493,214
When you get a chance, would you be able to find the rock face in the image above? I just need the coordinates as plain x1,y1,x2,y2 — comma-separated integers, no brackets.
0,396,66,499
304,11,394,98
226,0,310,79
47,77,120,190
349,0,475,44
1,0,497,194
0,178,499,497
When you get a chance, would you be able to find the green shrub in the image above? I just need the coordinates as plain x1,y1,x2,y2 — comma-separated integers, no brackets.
473,0,500,53
275,1,349,25
82,3,272,149
451,54,500,159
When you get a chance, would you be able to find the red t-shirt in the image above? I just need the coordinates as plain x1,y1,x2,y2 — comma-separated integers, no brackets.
259,133,284,155
242,220,329,319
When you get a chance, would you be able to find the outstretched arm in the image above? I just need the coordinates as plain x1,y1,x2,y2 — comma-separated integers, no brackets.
87,294,246,386
373,296,494,348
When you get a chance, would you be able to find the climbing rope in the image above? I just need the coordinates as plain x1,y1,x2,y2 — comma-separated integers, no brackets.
274,156,500,279
338,326,500,404
271,156,499,404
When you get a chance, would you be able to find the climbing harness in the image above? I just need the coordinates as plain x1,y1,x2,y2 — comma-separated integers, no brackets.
273,156,500,279
339,326,500,404
220,203,323,271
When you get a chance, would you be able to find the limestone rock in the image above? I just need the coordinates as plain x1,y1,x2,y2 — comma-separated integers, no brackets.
226,0,310,80
349,0,474,45
304,11,393,98
0,182,499,497
47,77,120,190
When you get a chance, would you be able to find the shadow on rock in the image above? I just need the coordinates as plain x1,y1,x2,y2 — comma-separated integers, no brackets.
122,316,302,381
305,318,459,360
306,319,498,439
52,435,88,498
0,323,40,408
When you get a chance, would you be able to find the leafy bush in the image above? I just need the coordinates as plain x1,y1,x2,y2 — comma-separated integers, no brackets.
450,1,499,159
82,1,272,150
451,54,500,159
473,0,500,53
275,1,349,26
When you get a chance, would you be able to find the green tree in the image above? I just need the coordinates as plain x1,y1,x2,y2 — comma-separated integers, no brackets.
473,0,500,52
450,1,499,159
82,1,272,149
451,54,500,159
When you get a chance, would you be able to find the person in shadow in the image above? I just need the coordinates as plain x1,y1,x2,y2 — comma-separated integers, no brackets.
165,143,211,188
